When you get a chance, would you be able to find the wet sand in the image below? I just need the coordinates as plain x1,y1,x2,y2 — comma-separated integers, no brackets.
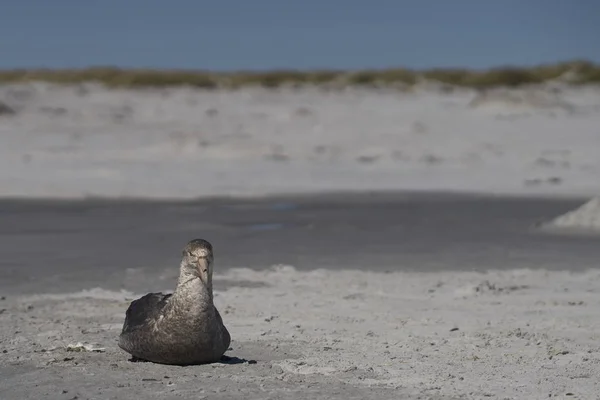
1,192,598,296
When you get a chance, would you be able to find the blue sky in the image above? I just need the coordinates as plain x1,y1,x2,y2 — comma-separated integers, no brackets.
1,0,598,70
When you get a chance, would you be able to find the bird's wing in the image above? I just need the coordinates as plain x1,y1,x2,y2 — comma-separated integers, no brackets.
214,306,231,347
121,292,172,334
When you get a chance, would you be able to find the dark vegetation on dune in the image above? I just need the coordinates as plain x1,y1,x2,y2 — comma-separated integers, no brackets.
0,60,598,89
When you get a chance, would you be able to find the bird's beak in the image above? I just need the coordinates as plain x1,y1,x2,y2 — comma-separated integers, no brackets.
197,257,209,281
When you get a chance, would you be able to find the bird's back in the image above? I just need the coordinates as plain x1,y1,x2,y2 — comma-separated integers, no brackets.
118,292,171,353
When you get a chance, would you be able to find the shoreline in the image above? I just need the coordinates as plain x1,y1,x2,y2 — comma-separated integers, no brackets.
1,192,598,299
0,187,595,203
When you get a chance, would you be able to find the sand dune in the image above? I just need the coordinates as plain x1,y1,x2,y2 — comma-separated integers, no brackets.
1,82,599,199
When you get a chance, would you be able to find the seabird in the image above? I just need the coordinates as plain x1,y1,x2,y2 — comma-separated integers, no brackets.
118,239,231,365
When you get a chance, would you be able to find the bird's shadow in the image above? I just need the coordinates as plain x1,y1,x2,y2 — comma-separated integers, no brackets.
128,356,150,363
128,355,255,365
218,355,254,365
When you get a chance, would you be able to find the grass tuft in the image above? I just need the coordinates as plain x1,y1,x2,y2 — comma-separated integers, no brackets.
0,60,598,89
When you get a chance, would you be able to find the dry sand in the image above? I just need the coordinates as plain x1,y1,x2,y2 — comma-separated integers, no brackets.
543,197,600,233
1,266,599,399
1,83,600,199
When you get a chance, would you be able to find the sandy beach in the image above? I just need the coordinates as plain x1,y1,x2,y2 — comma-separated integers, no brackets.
1,83,600,399
1,267,599,399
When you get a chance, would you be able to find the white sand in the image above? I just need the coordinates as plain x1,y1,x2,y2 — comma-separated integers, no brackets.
1,265,599,398
544,197,600,233
1,82,600,199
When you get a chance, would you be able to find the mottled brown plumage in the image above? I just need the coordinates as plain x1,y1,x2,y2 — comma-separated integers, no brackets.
118,239,230,365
